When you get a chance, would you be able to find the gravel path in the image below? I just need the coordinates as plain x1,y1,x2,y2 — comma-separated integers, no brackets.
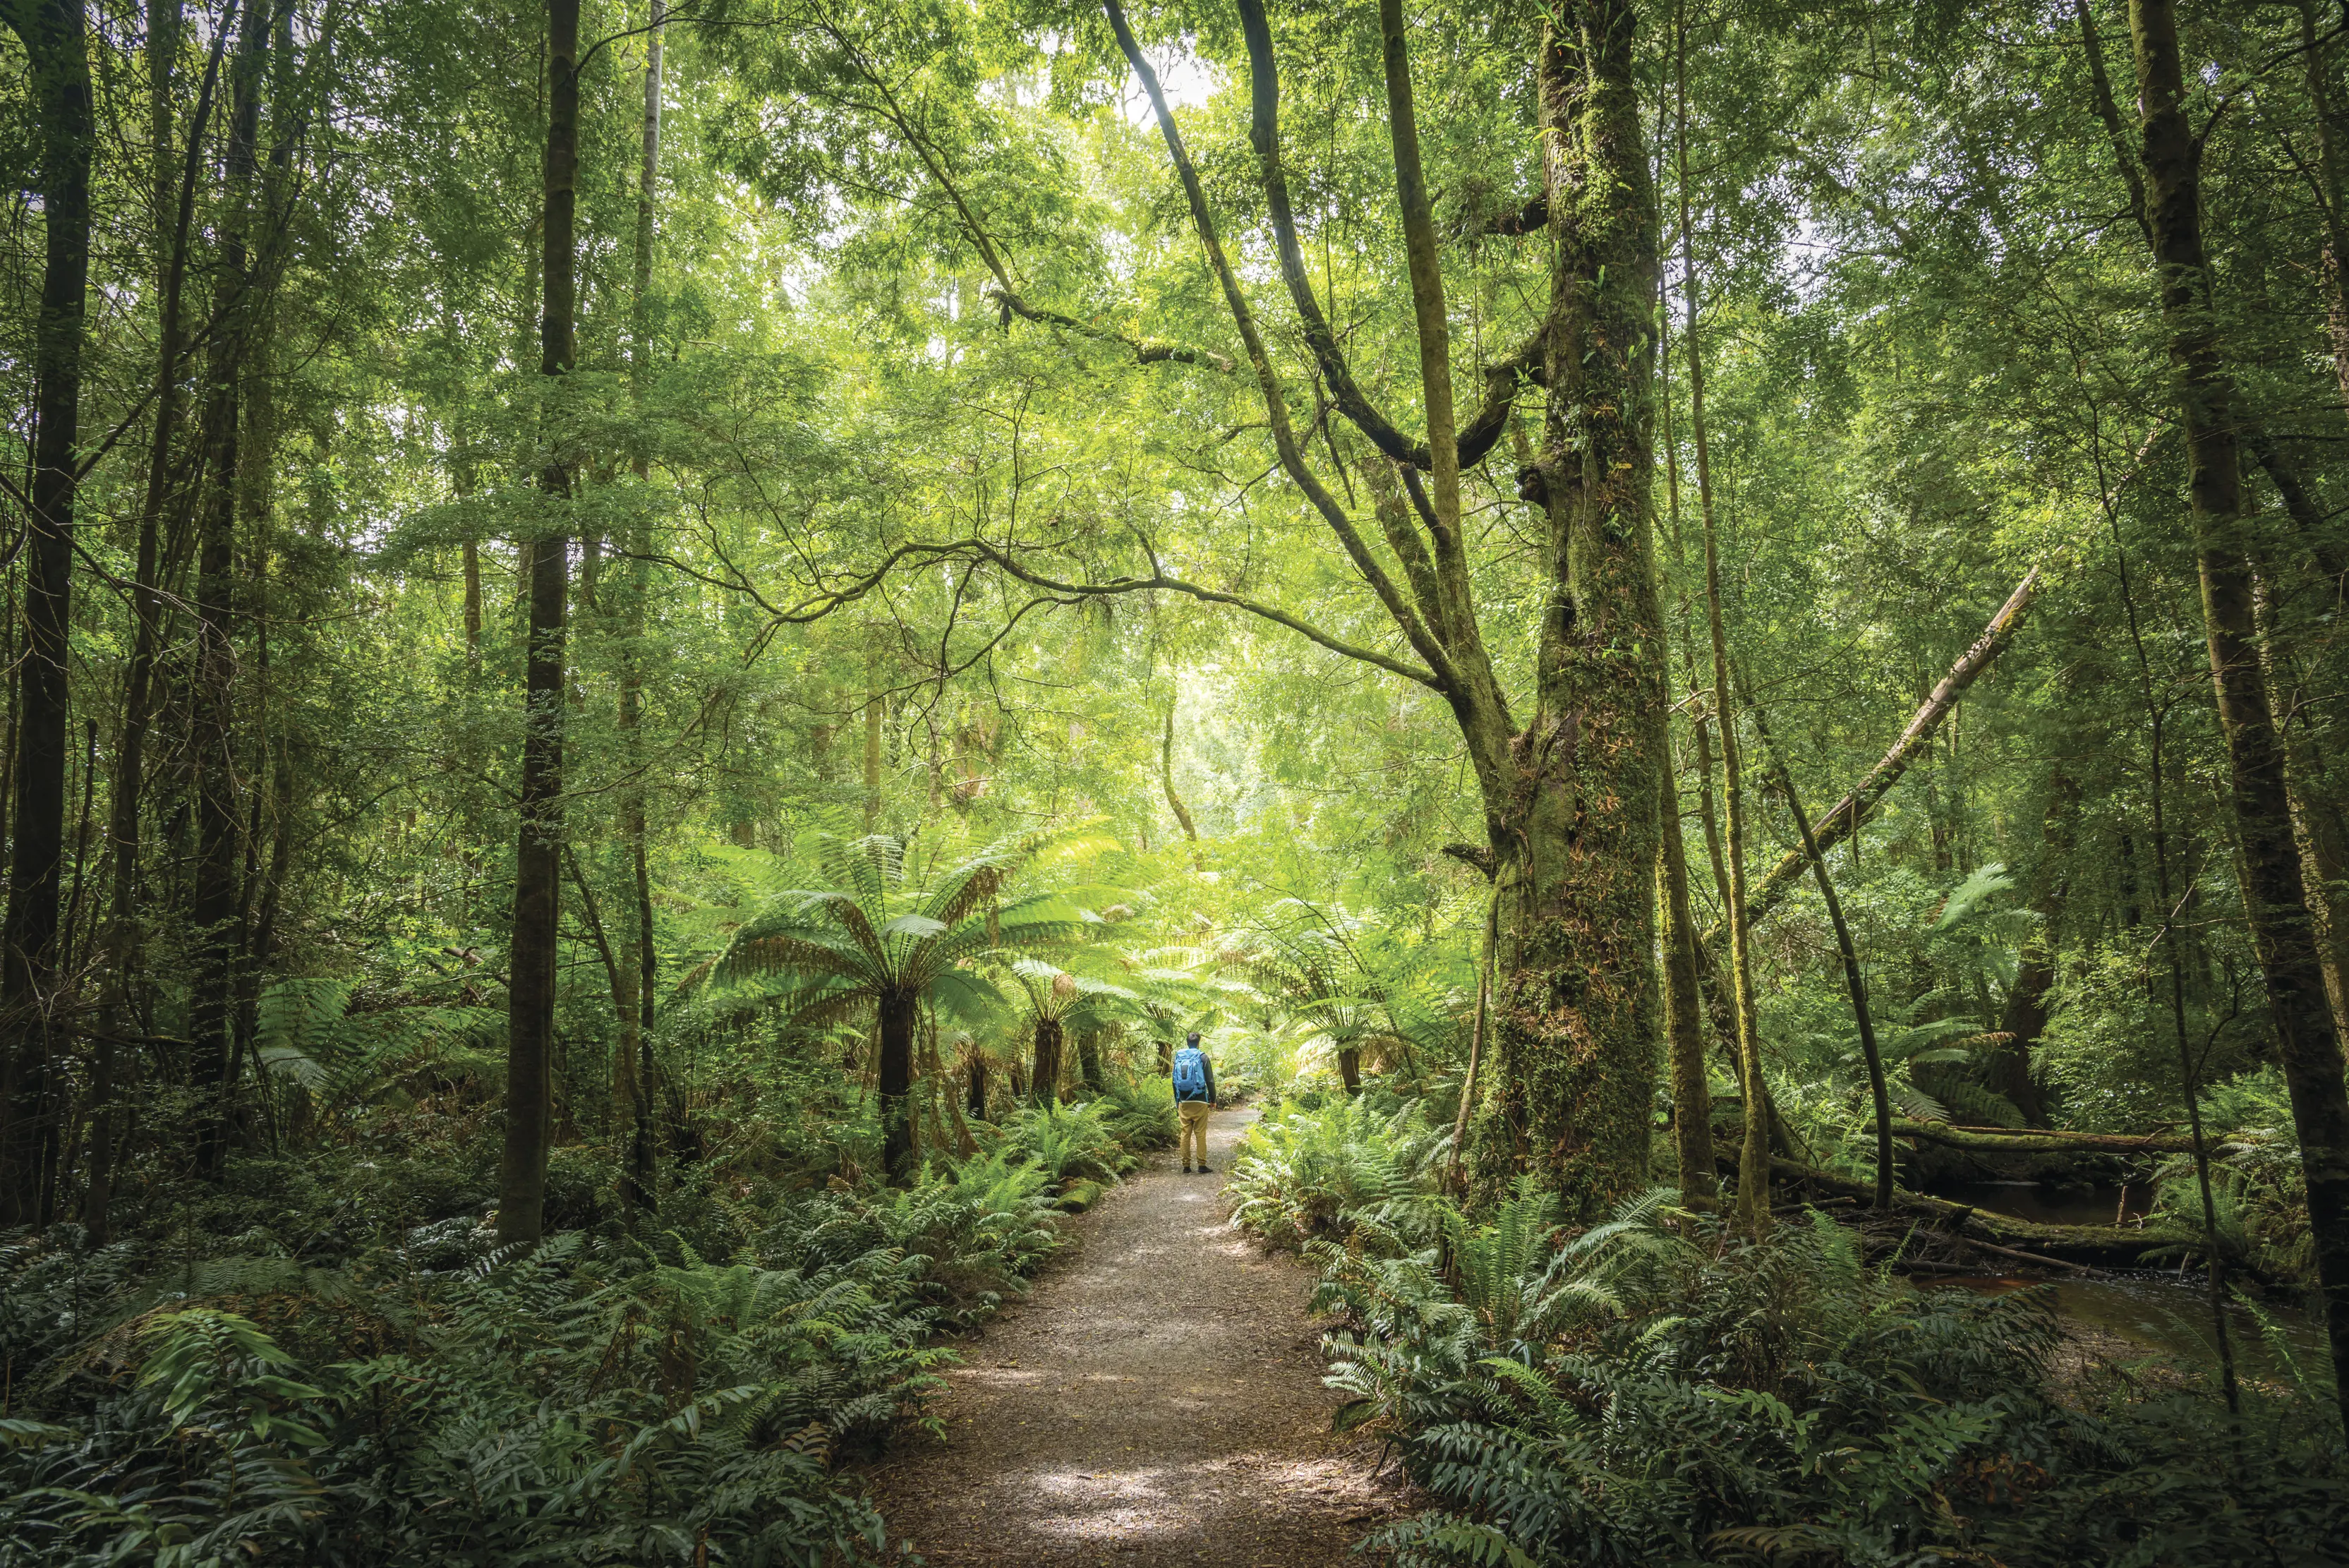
866,1106,1410,1565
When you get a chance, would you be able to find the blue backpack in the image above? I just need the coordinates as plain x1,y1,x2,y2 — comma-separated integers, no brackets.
1172,1046,1208,1100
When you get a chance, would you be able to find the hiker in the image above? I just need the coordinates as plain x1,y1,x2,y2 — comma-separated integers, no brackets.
1172,1030,1218,1174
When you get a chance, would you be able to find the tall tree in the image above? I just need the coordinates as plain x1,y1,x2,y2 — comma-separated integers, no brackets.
615,0,664,1216
1675,4,1766,1228
2127,0,2349,1431
0,0,95,1225
499,0,581,1248
187,0,271,1175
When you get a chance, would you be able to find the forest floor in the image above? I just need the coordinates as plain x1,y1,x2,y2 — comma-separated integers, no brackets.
864,1106,1413,1565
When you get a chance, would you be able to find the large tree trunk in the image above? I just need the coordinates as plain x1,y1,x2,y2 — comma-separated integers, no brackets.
1076,1028,1105,1094
1111,0,1663,1217
1336,1047,1363,1097
0,0,93,1226
498,0,580,1248
1470,3,1668,1219
2131,0,2349,1435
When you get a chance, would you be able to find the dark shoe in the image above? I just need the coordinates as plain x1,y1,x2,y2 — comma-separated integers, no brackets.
1182,1166,1193,1174
1197,1164,1214,1174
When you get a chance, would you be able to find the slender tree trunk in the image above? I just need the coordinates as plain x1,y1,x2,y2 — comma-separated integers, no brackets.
187,0,269,1178
499,0,580,1248
1751,700,1893,1210
631,0,663,451
59,720,95,981
2131,0,2349,1434
1654,75,1716,1212
1075,1028,1105,1094
862,642,882,830
1658,783,1717,1207
0,0,93,1226
1161,702,1201,867
1447,882,1499,1181
1677,11,1768,1230
1336,1047,1362,1096
966,1053,986,1121
461,540,483,665
611,0,663,1218
2109,440,2244,1416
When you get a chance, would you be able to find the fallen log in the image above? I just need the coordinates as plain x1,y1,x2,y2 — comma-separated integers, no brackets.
1703,568,2039,952
1895,1121,2196,1156
1959,1235,2106,1277
1765,1156,2200,1267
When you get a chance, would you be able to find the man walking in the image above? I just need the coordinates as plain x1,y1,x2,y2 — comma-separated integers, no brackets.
1172,1030,1217,1174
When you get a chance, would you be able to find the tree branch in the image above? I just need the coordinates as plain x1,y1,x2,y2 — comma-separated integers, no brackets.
1103,0,1463,699
1236,0,1537,473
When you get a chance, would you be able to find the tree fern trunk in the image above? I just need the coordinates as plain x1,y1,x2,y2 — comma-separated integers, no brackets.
1030,1017,1063,1110
878,991,916,1179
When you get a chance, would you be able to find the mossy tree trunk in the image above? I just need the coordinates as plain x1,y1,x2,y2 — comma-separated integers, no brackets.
1466,4,1668,1218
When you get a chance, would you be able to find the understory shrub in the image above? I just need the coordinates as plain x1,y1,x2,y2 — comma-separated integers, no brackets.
1098,1078,1178,1152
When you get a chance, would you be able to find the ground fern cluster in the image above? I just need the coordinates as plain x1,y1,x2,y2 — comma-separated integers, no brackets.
0,1093,1171,1567
1228,1096,2349,1567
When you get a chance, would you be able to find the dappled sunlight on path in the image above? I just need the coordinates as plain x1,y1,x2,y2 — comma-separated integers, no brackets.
865,1108,1408,1565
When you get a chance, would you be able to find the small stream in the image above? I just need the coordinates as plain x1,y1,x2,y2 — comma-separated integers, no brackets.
1925,1273,2327,1387
1917,1181,2330,1389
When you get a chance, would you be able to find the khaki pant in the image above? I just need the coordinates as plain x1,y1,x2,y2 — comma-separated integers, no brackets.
1178,1099,1212,1167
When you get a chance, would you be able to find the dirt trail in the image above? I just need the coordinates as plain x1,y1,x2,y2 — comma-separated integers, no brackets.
866,1107,1409,1565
